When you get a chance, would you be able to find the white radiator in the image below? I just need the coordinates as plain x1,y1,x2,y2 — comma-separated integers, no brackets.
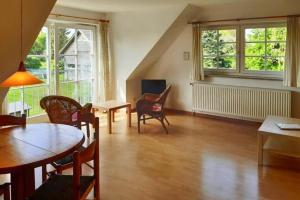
192,83,291,121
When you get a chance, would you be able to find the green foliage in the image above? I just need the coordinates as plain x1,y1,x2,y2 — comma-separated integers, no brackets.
244,27,286,71
202,26,287,71
202,29,236,69
25,57,42,69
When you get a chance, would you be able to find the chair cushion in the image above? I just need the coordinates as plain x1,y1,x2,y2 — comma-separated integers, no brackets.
28,175,94,200
71,112,78,122
152,103,162,112
53,146,86,166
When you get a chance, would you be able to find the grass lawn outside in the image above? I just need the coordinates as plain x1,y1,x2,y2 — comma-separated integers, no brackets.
7,77,92,117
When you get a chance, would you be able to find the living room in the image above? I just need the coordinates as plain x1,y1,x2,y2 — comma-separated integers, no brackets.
0,0,300,199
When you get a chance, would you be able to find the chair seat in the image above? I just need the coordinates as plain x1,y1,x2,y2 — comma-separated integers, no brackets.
140,103,162,113
54,146,86,166
28,175,94,200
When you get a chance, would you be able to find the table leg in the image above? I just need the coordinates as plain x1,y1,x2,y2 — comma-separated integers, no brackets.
258,133,264,166
11,167,35,200
108,110,112,134
127,105,131,127
112,110,115,122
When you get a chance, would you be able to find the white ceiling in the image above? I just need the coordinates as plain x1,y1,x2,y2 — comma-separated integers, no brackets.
56,0,254,13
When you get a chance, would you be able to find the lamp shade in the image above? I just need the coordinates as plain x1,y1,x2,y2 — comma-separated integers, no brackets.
0,61,44,87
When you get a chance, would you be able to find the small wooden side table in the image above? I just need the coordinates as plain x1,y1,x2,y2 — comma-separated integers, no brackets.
92,100,131,134
258,116,300,166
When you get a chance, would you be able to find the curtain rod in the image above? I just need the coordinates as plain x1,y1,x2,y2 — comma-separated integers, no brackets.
50,13,109,23
188,14,300,24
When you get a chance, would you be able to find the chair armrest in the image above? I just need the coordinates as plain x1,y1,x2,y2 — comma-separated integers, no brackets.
81,103,92,114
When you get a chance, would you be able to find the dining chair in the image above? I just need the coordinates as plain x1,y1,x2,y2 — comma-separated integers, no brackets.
42,113,99,181
0,114,26,200
0,183,10,200
0,114,26,127
136,85,172,134
28,133,100,200
40,95,93,137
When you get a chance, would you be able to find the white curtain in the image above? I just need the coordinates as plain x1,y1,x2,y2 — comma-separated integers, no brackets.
1,95,8,114
98,21,112,102
192,24,204,81
284,17,300,87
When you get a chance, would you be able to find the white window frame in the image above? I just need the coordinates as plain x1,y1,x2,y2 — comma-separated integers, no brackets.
240,22,286,79
201,25,240,75
201,21,287,79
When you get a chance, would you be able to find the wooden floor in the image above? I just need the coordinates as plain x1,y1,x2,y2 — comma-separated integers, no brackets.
2,112,300,199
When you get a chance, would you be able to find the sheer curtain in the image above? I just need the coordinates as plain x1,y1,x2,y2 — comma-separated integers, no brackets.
192,24,204,81
284,17,300,87
99,21,112,102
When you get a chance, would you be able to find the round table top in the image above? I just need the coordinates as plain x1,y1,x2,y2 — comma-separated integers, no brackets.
0,123,85,173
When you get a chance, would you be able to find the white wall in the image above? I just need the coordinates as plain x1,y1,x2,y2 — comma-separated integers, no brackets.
108,5,185,101
144,26,193,111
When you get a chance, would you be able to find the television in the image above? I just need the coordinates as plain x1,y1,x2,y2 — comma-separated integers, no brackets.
141,79,166,95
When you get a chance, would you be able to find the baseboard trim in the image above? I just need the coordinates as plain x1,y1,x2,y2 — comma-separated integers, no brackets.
165,108,261,126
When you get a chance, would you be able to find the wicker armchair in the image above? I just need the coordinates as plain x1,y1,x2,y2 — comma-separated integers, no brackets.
136,85,172,134
40,95,93,137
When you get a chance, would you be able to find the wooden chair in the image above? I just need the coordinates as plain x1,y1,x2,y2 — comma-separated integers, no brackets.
0,183,10,200
136,85,172,134
40,95,93,137
42,113,99,181
0,114,26,127
29,132,100,200
0,114,26,200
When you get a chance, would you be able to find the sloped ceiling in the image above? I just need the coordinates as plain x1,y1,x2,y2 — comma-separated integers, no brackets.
57,0,292,12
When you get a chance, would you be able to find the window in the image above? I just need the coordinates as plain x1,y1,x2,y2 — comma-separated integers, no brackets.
202,27,237,71
201,22,287,78
6,23,97,117
243,25,287,73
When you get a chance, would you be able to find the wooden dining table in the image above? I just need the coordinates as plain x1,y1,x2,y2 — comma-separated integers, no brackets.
0,123,85,200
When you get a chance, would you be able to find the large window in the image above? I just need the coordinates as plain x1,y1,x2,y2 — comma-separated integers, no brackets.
201,22,287,78
6,23,96,117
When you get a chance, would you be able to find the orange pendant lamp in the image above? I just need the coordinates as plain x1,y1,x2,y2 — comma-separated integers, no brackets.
0,0,43,88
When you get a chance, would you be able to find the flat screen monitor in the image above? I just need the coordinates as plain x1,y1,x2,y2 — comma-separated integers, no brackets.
141,79,166,95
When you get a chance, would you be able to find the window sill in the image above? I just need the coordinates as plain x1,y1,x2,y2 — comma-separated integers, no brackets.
204,72,283,81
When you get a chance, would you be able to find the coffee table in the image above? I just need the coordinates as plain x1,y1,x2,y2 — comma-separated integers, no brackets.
258,116,300,166
92,100,131,134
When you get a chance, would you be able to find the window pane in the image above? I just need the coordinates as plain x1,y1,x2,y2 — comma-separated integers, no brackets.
60,82,77,100
25,56,48,82
267,27,287,41
78,80,92,105
218,57,236,69
219,29,236,42
265,57,285,71
58,56,76,82
24,86,48,116
245,43,265,56
245,57,265,71
203,57,217,69
266,42,286,57
58,28,76,55
219,43,236,56
29,27,48,55
245,28,265,42
203,43,218,56
202,30,218,43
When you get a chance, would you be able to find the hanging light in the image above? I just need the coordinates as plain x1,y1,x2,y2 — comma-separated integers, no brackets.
0,0,44,88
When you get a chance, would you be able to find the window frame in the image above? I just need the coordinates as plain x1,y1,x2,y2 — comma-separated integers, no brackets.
201,25,240,75
240,22,286,79
201,21,287,79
